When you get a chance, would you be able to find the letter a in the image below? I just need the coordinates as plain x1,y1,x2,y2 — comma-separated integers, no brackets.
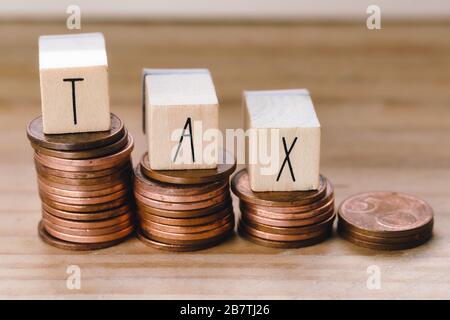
173,117,195,163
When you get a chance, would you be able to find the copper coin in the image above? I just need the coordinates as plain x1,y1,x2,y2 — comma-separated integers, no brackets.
134,189,229,211
238,225,332,249
136,200,231,219
140,212,233,234
140,149,236,185
44,221,134,244
337,216,433,241
136,228,233,252
240,180,334,216
140,225,234,247
36,165,132,186
30,128,129,160
35,157,133,179
338,227,432,251
242,205,335,228
338,192,434,237
141,220,234,244
38,178,128,198
43,218,133,237
241,199,334,222
35,160,131,179
135,180,229,203
138,206,232,227
34,149,133,180
231,169,327,207
337,222,433,245
41,195,129,213
241,194,334,220
42,210,133,229
242,212,335,235
39,187,129,205
134,166,229,202
27,113,125,151
42,203,132,221
37,173,132,192
38,221,129,251
36,160,133,181
134,164,227,197
34,134,134,172
239,218,332,242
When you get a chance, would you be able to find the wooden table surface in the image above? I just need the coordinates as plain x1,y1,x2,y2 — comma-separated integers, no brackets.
1,21,449,299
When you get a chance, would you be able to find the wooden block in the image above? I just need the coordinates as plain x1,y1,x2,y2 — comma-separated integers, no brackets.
39,33,110,134
143,69,219,170
243,89,321,192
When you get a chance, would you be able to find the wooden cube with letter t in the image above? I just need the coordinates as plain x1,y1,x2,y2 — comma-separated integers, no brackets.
39,33,110,134
143,69,219,170
243,89,321,192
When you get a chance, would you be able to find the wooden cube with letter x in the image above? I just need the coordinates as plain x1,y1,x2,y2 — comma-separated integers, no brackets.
243,89,321,192
39,33,110,134
143,69,219,170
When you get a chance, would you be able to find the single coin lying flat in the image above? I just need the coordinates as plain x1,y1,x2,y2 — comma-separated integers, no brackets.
337,191,434,250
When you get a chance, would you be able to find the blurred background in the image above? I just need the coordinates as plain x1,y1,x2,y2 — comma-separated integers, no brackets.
2,0,450,20
1,0,449,169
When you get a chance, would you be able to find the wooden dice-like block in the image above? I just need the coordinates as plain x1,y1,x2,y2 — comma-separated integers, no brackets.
244,89,321,192
143,69,219,170
39,33,110,134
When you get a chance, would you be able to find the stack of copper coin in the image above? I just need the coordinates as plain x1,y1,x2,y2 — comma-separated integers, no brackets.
27,113,135,250
231,169,335,248
337,191,434,250
134,151,236,251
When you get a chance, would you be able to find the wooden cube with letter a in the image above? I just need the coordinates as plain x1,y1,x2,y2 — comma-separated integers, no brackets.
244,89,321,192
143,69,219,170
39,33,110,134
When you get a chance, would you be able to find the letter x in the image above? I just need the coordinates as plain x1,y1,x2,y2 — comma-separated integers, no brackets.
276,137,298,182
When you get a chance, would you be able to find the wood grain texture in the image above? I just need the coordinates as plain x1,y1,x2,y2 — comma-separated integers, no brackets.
244,89,321,191
0,21,450,299
145,69,219,170
39,33,110,134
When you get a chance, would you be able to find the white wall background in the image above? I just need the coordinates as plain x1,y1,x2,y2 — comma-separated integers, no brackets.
1,0,450,20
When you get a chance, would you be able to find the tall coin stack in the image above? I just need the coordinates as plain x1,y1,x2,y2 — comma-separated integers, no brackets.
338,191,434,250
232,169,335,248
27,114,135,250
134,151,236,251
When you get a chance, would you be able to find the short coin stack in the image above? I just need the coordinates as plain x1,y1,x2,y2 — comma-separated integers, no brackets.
232,169,335,248
27,113,135,250
338,191,434,250
134,151,236,251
